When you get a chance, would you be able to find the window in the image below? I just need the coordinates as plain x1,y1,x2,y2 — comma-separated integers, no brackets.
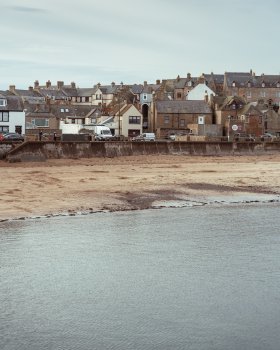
96,94,102,100
245,116,249,123
0,126,9,132
232,82,236,87
177,93,182,99
277,83,280,88
129,116,141,124
260,91,266,98
180,119,185,127
60,108,65,112
0,112,9,122
164,116,170,124
262,83,265,87
248,82,251,88
143,94,147,100
247,91,251,98
82,97,86,102
31,118,49,127
72,97,76,102
0,99,7,106
65,108,69,112
259,116,263,124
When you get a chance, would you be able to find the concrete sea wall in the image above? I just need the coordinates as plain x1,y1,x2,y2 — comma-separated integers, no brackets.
4,141,280,162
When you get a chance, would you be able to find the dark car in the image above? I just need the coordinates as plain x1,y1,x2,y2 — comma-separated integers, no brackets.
2,133,24,142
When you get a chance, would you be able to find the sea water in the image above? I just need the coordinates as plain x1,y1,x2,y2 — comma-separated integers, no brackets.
1,204,280,350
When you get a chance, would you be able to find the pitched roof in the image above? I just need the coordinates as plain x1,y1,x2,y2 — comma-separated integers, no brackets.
0,96,24,111
156,100,212,114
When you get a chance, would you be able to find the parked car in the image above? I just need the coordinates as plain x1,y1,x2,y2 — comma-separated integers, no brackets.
1,133,24,142
132,133,156,142
233,133,255,142
260,133,276,141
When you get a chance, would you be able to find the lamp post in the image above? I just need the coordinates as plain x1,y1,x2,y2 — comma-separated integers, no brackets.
118,82,123,139
227,115,231,141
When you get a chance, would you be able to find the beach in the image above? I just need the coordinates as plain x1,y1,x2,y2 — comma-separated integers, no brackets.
1,154,280,221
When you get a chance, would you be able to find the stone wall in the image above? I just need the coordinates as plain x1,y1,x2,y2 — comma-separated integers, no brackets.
4,140,280,162
0,143,18,159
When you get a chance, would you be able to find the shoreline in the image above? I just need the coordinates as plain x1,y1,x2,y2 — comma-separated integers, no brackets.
1,194,279,223
1,154,280,222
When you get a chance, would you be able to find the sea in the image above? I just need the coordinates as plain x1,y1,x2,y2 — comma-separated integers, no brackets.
1,203,280,350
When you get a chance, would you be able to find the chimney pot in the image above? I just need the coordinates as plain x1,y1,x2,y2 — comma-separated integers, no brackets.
29,86,33,91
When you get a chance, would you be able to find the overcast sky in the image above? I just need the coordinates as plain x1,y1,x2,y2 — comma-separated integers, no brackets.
1,0,279,90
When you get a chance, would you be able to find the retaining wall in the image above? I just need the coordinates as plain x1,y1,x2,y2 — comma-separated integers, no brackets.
5,141,280,162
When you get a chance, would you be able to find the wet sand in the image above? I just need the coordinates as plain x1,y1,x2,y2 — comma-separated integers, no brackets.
1,154,280,221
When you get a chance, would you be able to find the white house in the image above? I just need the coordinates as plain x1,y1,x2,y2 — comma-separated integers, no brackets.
186,83,215,101
105,104,143,137
0,95,25,134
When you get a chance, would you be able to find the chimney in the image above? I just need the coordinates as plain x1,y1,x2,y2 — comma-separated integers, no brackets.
177,75,180,82
144,81,147,86
156,79,160,85
28,86,33,92
9,85,16,93
187,73,191,79
46,80,51,88
34,80,39,89
111,81,115,87
71,82,76,88
57,81,64,89
250,69,253,76
97,82,101,88
204,91,209,103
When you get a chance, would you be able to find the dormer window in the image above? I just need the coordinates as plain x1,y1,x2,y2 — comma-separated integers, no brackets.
232,82,236,87
0,98,7,107
248,82,251,88
277,83,280,88
187,81,192,87
262,82,265,88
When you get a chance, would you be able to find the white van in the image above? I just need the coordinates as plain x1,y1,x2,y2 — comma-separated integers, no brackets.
132,133,156,142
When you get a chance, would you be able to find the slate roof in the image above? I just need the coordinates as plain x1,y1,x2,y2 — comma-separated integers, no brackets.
239,103,263,116
12,89,43,97
39,88,68,99
61,87,78,97
130,84,143,94
156,100,212,114
77,88,95,97
225,72,252,87
0,96,24,111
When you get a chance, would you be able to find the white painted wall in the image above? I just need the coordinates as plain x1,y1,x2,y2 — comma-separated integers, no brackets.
186,83,215,100
0,111,25,134
121,105,142,137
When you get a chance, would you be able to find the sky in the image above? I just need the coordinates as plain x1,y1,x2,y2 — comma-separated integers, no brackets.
1,0,280,90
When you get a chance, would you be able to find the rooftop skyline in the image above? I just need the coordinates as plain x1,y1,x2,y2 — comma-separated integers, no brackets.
1,0,280,90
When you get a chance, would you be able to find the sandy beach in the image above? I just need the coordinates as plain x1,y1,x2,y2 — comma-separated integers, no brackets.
1,154,280,221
